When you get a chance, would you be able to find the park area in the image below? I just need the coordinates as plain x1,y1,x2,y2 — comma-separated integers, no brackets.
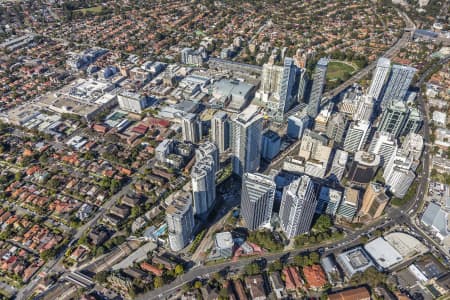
326,60,359,90
74,6,103,14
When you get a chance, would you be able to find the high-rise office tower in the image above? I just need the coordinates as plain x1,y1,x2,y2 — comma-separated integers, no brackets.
260,58,297,121
307,58,329,118
296,68,308,103
298,129,332,178
241,172,276,230
191,155,216,219
381,64,417,107
260,63,283,99
279,175,317,238
317,186,342,216
368,131,398,167
360,182,389,219
166,193,195,251
211,111,230,153
277,57,298,117
231,105,263,177
329,149,349,182
287,110,310,140
347,151,381,187
343,120,371,153
326,112,348,145
378,100,408,138
402,107,422,136
181,113,202,143
368,57,391,102
196,141,219,175
354,94,375,122
261,130,281,161
383,150,416,198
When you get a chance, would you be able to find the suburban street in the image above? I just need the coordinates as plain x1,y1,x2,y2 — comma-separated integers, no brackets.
133,17,450,300
323,9,416,101
6,3,448,299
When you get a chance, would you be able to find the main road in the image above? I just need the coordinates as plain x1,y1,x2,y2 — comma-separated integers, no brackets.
16,161,149,300
137,17,450,300
322,9,415,101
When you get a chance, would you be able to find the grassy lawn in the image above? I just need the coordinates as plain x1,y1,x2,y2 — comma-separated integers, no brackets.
326,61,358,82
75,6,103,14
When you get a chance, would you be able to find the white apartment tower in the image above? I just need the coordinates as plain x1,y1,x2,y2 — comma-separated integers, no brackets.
231,105,263,177
181,113,202,143
211,111,230,153
166,193,195,251
241,172,276,230
368,57,391,102
279,175,317,238
383,150,416,198
191,156,216,219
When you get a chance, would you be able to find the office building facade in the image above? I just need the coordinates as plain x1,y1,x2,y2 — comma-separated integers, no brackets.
211,111,230,153
336,188,359,221
279,175,317,238
347,151,381,186
287,111,310,139
402,107,422,136
241,173,276,230
261,130,281,160
360,182,389,219
378,100,408,138
343,120,371,153
381,64,417,107
329,149,349,182
368,57,391,102
231,105,263,177
307,58,329,118
383,151,416,198
317,186,342,216
354,94,375,122
181,113,202,143
326,112,348,145
368,131,398,167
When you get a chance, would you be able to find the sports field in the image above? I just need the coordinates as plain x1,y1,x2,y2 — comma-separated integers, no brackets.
326,60,358,82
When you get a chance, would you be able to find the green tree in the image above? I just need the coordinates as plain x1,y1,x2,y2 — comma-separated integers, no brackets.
15,172,23,182
244,263,261,275
193,280,203,289
308,252,320,265
154,276,164,288
268,260,283,272
94,271,108,283
174,264,184,276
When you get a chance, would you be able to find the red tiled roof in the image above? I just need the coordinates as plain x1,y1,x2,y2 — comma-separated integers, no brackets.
303,264,327,289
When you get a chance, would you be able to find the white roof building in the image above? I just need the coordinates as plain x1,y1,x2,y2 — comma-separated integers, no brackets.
432,111,447,127
364,237,403,269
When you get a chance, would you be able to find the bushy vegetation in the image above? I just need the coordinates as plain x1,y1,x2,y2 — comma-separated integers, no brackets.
247,230,283,252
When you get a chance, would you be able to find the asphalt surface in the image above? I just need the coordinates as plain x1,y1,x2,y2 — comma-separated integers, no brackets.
136,22,450,300
323,9,415,102
18,8,447,300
